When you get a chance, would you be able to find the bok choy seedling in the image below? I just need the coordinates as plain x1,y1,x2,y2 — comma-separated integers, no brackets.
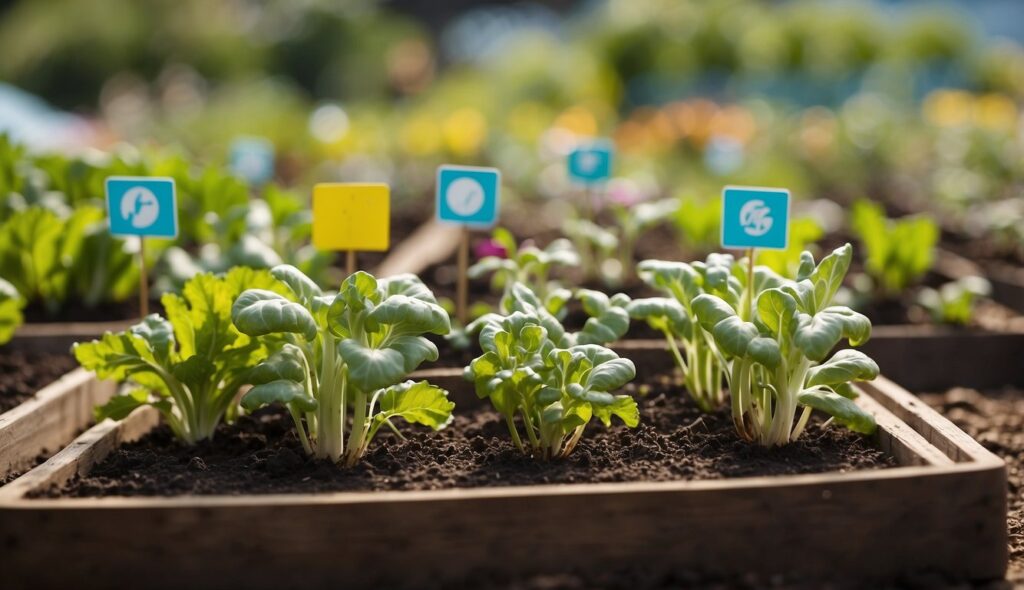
465,308,638,459
231,266,454,466
692,244,879,446
74,268,287,443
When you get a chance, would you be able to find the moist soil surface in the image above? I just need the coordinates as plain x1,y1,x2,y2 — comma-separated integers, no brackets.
920,386,1024,587
0,349,77,413
46,379,891,497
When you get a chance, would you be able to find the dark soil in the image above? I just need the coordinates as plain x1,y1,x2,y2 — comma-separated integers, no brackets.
21,299,149,323
920,387,1024,587
44,379,891,498
0,349,77,413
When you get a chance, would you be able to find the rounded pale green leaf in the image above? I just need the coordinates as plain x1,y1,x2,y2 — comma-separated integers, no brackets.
368,295,451,336
232,289,317,341
587,357,636,391
806,349,879,388
627,297,691,337
793,307,872,362
340,336,438,392
270,264,322,304
242,379,317,412
380,274,440,304
756,288,797,337
130,315,175,363
691,294,737,331
710,316,760,359
798,389,876,434
248,344,306,385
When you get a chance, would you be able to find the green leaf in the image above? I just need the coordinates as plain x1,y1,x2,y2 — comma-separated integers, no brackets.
269,264,322,304
756,288,797,337
587,357,636,391
367,295,450,336
232,289,317,341
380,274,441,304
805,349,880,387
0,277,24,345
691,293,737,331
242,380,317,412
798,390,877,434
592,395,640,428
809,244,852,312
375,380,455,430
248,344,306,385
340,336,438,392
793,307,872,361
627,297,692,337
95,389,152,421
130,315,175,365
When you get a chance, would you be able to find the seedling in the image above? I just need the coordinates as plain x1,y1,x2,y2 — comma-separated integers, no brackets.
917,276,991,325
465,309,638,459
627,253,780,411
0,278,23,345
850,199,938,296
74,268,287,444
468,228,579,318
232,265,454,465
692,244,879,446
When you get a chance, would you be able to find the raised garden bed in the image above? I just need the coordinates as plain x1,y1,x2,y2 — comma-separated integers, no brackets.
0,340,116,481
0,373,1006,588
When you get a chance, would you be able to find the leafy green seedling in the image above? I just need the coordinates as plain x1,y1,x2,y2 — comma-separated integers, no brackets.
75,268,287,444
850,199,938,295
0,278,24,345
692,244,879,446
468,228,579,318
627,253,782,411
232,266,454,465
563,197,679,285
917,276,991,325
674,196,721,255
465,310,638,459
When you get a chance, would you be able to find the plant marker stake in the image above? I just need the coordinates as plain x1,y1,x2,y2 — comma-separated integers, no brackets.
312,183,390,280
457,226,470,325
435,164,502,326
104,176,177,320
139,237,149,318
346,250,357,276
746,247,754,321
720,185,791,321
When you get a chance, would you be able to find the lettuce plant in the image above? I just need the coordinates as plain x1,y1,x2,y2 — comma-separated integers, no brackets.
0,278,24,345
626,254,768,411
74,268,287,443
692,244,879,446
468,228,579,318
917,276,991,325
465,310,638,459
850,199,938,295
231,266,454,466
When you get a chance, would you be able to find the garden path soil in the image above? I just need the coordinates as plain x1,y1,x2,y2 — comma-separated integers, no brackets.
0,349,77,413
919,386,1024,588
45,379,891,497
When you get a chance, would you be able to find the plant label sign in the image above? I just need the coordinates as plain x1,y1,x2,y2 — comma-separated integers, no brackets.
230,137,275,185
721,185,790,250
567,140,613,185
436,165,501,228
313,183,390,251
105,177,178,238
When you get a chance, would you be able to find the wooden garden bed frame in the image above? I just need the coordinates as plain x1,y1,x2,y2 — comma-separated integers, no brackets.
0,373,1006,588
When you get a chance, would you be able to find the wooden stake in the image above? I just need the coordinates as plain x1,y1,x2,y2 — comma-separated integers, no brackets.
746,247,755,321
139,237,149,318
346,250,357,276
457,226,470,326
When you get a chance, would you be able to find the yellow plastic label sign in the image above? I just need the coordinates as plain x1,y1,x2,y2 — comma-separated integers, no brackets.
312,183,390,251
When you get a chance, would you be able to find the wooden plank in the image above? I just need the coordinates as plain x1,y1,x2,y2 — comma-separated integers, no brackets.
0,371,1006,587
0,368,116,479
374,220,462,278
857,392,953,467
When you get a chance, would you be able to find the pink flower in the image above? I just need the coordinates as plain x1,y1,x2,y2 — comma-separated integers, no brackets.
475,239,507,259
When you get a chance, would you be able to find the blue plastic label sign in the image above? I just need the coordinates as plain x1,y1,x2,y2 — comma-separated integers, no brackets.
567,140,613,185
105,177,178,238
230,137,275,185
436,165,501,228
721,185,790,250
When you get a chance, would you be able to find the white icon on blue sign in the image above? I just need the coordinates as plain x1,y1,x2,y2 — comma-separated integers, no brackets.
567,140,613,185
230,137,275,185
721,186,790,250
436,165,500,228
106,177,178,238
